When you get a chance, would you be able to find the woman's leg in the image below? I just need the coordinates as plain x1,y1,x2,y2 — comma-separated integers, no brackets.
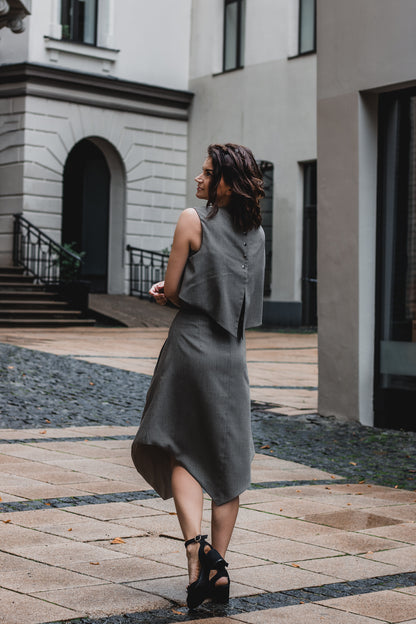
210,496,239,585
171,462,204,584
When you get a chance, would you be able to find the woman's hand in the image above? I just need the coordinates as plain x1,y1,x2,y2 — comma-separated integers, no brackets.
149,281,167,305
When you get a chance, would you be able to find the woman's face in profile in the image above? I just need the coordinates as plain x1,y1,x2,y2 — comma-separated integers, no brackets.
195,157,231,207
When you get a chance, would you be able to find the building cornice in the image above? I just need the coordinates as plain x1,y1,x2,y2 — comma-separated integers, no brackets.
0,62,194,120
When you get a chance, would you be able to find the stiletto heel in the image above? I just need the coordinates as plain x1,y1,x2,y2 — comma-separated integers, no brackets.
184,534,211,609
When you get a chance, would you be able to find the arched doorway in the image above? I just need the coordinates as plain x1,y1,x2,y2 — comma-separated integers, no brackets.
62,139,110,292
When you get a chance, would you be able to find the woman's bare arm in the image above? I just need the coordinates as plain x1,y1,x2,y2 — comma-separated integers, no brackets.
164,208,201,307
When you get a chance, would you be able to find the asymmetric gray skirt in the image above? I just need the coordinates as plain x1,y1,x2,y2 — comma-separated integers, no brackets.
131,308,254,506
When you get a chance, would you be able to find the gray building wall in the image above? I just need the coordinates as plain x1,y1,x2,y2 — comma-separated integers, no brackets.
187,0,316,325
317,0,416,424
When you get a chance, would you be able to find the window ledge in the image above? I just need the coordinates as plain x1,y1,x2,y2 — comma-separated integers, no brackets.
212,66,244,77
288,50,316,61
44,37,119,62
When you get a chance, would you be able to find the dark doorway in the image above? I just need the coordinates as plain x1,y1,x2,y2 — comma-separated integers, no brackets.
258,161,273,297
62,139,110,292
374,89,416,431
302,161,317,326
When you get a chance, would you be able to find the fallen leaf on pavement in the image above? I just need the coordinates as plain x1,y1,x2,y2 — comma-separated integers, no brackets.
292,563,300,568
260,445,270,449
2,520,11,524
39,430,47,434
89,562,100,565
111,537,126,544
349,462,357,466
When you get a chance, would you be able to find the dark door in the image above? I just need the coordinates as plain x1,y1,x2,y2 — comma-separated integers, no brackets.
62,139,110,292
259,161,273,297
374,89,416,430
302,161,317,326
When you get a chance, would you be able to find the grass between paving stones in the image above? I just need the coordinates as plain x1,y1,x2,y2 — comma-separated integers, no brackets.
1,342,416,491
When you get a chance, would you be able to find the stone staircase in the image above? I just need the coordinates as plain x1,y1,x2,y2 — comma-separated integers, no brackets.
0,266,96,327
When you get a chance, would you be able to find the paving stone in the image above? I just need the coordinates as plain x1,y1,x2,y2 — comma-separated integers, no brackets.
62,502,160,521
317,589,416,622
303,509,403,531
394,585,416,595
67,557,185,583
293,554,400,581
301,530,410,554
231,563,338,593
241,498,347,518
0,559,105,593
362,504,416,523
33,518,146,542
0,507,87,526
8,541,130,564
30,583,170,618
360,523,416,544
229,536,342,563
229,602,389,623
0,586,81,624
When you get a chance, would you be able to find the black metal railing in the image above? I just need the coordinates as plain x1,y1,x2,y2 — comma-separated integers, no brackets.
126,245,169,298
13,214,83,285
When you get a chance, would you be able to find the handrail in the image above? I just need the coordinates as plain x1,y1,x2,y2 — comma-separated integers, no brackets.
13,213,83,285
126,244,169,298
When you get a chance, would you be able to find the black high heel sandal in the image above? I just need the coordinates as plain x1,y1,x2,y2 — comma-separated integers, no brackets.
184,534,211,609
205,548,230,604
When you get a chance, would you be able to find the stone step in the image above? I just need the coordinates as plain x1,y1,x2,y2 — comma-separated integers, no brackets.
0,300,69,309
0,290,59,300
0,318,96,327
0,273,34,283
0,309,83,319
0,266,25,275
0,282,49,291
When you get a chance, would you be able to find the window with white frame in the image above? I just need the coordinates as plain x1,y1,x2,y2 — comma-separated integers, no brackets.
223,0,245,72
298,0,316,55
61,0,98,45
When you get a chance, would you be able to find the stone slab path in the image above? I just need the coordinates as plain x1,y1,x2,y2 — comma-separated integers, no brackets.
0,327,318,416
1,328,415,624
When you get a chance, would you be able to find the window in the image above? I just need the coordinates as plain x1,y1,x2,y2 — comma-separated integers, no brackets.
223,0,245,72
61,0,98,45
298,0,316,55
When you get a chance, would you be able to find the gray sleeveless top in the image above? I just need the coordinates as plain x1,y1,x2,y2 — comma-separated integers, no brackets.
179,205,265,337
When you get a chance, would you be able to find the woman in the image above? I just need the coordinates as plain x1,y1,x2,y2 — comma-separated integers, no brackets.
132,143,265,609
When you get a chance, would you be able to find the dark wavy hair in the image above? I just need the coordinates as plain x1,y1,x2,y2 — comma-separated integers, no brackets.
206,143,264,231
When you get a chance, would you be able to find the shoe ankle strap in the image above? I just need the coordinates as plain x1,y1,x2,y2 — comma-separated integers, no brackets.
184,534,208,548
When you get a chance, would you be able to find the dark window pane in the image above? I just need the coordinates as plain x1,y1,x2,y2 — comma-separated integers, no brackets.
224,1,238,71
79,0,97,45
299,0,316,54
61,0,97,45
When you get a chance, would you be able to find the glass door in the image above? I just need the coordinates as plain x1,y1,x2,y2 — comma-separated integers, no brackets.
374,88,416,430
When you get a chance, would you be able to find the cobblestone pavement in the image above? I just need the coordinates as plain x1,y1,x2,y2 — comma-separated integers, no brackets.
1,331,416,624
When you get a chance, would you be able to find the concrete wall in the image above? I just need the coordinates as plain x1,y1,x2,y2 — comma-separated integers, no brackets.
2,0,191,90
187,0,316,318
317,0,416,424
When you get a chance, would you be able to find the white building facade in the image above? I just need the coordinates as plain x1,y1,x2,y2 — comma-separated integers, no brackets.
188,0,317,326
0,0,193,292
1,0,317,325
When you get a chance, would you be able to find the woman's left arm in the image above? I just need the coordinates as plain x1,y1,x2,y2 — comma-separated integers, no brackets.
164,208,201,307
